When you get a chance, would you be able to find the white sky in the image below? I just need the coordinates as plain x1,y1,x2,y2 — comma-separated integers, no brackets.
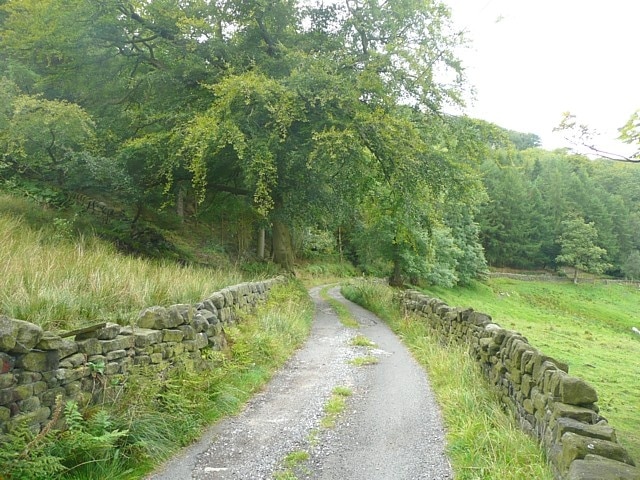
445,0,640,154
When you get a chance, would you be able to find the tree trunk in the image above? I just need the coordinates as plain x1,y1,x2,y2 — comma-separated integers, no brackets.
176,187,185,221
573,268,579,284
272,219,295,272
338,226,343,262
389,244,403,287
257,227,266,260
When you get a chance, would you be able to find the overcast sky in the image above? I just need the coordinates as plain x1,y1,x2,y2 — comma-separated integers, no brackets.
445,0,640,154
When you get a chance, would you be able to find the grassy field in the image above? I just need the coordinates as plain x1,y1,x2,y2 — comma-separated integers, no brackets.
422,278,640,463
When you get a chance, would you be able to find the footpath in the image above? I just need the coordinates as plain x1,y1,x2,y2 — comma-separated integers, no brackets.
147,285,452,479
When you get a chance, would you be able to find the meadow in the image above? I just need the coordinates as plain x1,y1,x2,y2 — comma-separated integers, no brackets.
422,278,640,463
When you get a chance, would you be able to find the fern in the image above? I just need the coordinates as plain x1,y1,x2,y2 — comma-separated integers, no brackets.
52,401,129,469
0,418,65,480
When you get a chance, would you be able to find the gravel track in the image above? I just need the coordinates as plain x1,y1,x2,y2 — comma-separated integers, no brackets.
146,285,452,480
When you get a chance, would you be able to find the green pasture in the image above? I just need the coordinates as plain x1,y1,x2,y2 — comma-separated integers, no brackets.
422,278,640,462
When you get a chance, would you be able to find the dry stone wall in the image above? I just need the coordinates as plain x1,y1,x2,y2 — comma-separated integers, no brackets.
0,277,282,438
401,290,639,480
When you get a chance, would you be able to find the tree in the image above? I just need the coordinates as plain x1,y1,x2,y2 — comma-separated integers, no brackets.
622,250,640,281
2,94,95,185
556,216,609,283
555,112,640,162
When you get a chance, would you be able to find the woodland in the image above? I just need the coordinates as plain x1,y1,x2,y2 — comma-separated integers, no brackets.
1,0,640,285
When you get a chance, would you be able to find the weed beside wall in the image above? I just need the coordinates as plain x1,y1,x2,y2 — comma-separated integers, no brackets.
0,277,283,439
401,290,639,480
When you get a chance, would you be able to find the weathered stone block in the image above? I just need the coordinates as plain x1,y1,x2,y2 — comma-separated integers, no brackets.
106,349,126,361
552,402,597,424
0,316,43,353
137,306,181,330
13,384,34,401
58,339,79,359
0,352,14,374
105,362,120,375
7,407,50,432
76,322,121,341
134,355,151,366
150,353,164,364
523,398,535,414
208,292,225,309
16,351,59,372
0,373,16,389
178,325,196,340
40,387,66,407
15,371,42,384
219,307,232,323
65,381,82,397
32,381,47,396
167,304,193,326
566,455,640,480
133,328,163,348
60,352,87,369
77,338,102,356
0,406,10,422
36,332,65,350
191,313,211,332
560,376,598,406
56,366,90,384
18,396,41,413
195,332,208,350
101,335,135,353
558,432,635,473
556,417,617,442
162,329,185,343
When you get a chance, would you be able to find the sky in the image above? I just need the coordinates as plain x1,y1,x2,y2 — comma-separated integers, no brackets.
444,0,640,155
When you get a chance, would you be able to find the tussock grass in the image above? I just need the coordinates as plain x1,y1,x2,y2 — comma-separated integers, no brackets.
424,278,640,463
350,334,377,348
342,280,555,480
349,355,378,367
321,386,352,428
0,213,244,331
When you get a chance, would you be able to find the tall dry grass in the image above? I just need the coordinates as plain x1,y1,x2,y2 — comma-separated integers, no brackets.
0,213,243,331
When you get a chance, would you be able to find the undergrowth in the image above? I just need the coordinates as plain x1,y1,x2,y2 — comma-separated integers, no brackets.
342,279,555,480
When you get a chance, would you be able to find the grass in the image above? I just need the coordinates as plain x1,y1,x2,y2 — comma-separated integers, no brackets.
342,279,556,480
320,386,353,428
350,334,377,348
421,278,640,463
0,205,247,331
275,386,353,479
319,285,359,328
349,355,379,367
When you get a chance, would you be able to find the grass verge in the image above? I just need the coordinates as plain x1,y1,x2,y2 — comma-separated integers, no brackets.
342,279,555,480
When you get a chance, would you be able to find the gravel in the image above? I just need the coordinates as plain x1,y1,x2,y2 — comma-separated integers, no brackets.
146,285,452,480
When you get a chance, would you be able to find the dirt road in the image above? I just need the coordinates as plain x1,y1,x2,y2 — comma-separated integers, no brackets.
147,285,452,479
